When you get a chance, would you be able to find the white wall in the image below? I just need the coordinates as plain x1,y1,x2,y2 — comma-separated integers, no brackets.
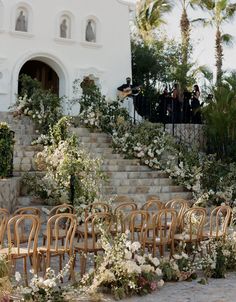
0,0,133,112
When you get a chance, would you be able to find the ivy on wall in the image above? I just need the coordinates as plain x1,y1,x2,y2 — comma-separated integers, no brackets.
0,122,14,178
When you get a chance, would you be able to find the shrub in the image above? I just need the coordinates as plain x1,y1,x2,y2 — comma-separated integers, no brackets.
11,74,62,134
0,123,14,178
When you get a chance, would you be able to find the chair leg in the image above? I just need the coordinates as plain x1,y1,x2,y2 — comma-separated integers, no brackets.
46,252,51,273
59,254,63,272
80,253,87,277
23,257,28,286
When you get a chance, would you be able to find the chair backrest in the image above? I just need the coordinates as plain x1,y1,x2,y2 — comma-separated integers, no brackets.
83,212,112,250
84,202,111,219
0,208,10,245
182,207,206,241
129,210,149,244
45,213,77,253
209,205,232,238
13,207,41,217
165,198,189,229
142,199,164,212
49,203,74,217
148,208,177,245
7,214,40,255
114,202,138,232
114,195,135,203
146,195,160,202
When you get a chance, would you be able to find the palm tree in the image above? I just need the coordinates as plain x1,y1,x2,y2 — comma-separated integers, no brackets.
193,0,236,86
178,0,202,91
136,0,173,41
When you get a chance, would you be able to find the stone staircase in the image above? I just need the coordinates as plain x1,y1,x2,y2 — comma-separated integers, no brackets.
0,112,192,210
72,127,192,204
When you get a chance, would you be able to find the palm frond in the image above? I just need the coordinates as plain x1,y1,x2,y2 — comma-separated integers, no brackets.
221,33,234,47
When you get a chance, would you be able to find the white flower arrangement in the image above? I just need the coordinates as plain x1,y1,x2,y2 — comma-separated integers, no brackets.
80,230,164,299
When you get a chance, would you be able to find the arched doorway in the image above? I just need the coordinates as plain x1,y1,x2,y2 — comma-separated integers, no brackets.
18,60,59,95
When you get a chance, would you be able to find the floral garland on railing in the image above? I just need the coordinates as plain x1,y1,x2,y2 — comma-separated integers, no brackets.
78,88,236,207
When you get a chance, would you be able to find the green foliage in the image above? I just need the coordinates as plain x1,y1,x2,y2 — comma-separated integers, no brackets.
0,255,9,278
22,118,106,210
11,74,62,134
0,122,14,178
136,0,173,41
19,73,41,98
50,116,72,146
213,245,226,278
203,72,236,160
75,81,130,134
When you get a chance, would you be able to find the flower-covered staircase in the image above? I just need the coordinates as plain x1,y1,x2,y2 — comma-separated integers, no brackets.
72,127,192,205
0,112,192,210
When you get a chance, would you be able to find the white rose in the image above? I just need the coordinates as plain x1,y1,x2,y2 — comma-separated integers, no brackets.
15,271,21,282
158,279,164,287
125,250,132,260
131,241,141,252
155,268,162,276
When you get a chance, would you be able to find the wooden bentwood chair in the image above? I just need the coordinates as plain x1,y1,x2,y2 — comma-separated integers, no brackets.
174,207,206,251
144,208,177,257
37,213,77,277
0,214,40,285
74,212,112,276
203,205,232,240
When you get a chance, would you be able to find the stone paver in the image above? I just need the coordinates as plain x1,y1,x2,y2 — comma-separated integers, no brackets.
123,273,236,302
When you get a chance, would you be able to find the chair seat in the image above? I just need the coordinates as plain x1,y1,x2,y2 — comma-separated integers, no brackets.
37,246,68,254
145,237,171,246
174,233,199,241
202,230,224,238
42,229,67,239
0,247,34,256
74,239,102,252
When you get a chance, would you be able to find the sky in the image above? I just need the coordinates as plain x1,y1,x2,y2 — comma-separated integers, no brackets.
130,0,236,79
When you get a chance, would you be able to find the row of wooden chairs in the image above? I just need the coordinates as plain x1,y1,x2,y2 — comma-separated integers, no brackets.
0,199,232,279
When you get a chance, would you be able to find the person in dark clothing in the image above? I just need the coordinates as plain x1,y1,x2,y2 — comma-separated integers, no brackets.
159,87,171,123
191,84,201,124
117,77,142,122
171,83,181,123
182,90,191,123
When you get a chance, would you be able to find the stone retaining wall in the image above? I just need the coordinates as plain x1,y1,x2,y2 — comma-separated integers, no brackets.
0,177,20,212
165,124,205,149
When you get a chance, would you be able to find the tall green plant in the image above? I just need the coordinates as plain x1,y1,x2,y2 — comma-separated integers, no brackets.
193,0,236,86
11,74,62,134
0,123,14,178
203,72,236,160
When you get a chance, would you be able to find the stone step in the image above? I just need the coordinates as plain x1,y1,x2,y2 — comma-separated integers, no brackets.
80,142,111,149
93,153,124,160
14,135,38,146
14,171,45,178
103,185,187,195
107,192,192,204
71,127,110,138
101,165,151,172
89,147,115,154
107,178,173,186
102,159,140,165
78,136,112,144
105,171,169,179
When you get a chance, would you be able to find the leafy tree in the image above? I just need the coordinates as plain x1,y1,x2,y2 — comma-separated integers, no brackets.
131,38,182,120
136,0,173,41
193,0,236,86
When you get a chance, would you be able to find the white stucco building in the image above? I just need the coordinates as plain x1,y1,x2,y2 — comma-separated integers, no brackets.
0,0,134,112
